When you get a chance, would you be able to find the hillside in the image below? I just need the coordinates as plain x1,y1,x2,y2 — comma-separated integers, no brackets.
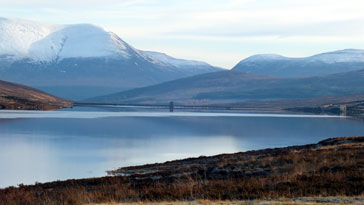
88,69,364,105
233,49,364,77
1,136,363,203
0,80,71,110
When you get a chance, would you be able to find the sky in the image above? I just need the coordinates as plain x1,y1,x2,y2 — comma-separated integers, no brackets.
1,0,364,68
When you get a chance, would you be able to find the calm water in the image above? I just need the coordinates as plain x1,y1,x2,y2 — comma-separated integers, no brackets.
1,108,364,188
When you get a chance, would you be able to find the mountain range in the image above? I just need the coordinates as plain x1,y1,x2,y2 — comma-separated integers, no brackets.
88,69,364,105
2,17,364,105
0,17,221,100
233,49,364,77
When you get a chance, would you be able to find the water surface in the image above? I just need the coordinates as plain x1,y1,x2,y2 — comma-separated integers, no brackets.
0,108,363,188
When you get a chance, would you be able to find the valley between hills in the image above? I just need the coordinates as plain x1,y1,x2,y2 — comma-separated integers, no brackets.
1,16,364,205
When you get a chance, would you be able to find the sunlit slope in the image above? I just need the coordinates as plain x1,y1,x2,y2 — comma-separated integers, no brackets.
0,80,71,110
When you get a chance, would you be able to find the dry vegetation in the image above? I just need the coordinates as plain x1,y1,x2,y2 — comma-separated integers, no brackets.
93,197,364,205
0,80,71,110
0,137,363,204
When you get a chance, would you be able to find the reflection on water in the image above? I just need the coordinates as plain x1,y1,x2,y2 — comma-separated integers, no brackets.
0,109,345,119
0,109,364,188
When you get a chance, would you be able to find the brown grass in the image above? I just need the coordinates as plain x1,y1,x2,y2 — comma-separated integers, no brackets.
0,80,71,110
0,137,363,204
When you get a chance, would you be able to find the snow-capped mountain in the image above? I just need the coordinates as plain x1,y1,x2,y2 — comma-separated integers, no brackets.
0,17,221,100
233,49,364,77
309,49,364,63
0,17,143,62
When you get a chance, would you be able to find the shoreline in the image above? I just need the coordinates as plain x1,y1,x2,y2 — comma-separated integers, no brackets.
1,136,363,204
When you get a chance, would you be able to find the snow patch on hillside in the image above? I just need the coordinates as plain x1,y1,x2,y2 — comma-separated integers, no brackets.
144,51,210,68
241,49,364,64
309,49,364,63
0,17,131,62
0,18,59,60
242,54,288,62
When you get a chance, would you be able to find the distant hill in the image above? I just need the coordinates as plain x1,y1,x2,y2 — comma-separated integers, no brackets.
0,80,71,110
222,93,364,109
0,17,222,100
233,49,364,77
88,69,364,105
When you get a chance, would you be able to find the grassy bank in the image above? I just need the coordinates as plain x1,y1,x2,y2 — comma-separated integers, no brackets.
0,137,363,204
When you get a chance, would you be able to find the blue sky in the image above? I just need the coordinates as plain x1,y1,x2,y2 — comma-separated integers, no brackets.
1,0,364,68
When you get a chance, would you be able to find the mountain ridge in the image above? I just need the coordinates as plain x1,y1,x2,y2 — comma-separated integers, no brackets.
233,49,364,77
88,69,364,105
0,17,222,100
